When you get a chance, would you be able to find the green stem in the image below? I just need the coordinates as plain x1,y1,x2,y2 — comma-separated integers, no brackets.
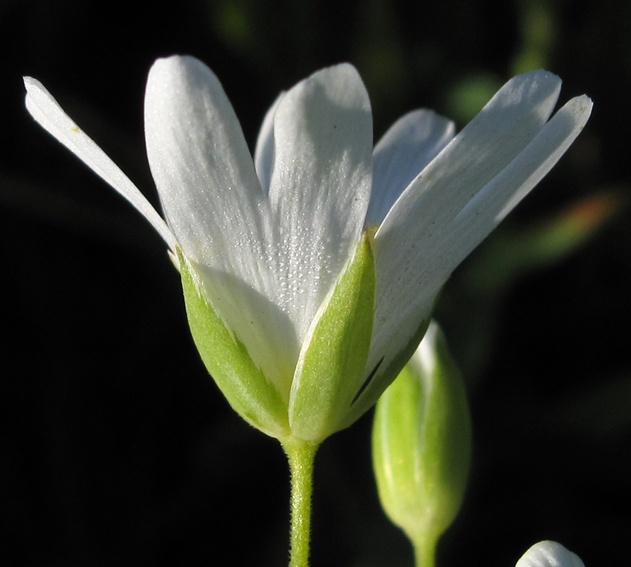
282,438,319,567
411,532,437,567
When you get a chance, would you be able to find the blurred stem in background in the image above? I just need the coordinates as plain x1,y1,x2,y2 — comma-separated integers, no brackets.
512,0,556,75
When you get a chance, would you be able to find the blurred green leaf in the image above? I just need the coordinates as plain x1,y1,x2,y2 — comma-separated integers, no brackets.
558,373,631,439
443,73,503,125
467,190,626,294
512,0,556,74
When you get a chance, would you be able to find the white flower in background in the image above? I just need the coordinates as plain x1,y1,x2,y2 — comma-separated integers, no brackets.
24,56,592,443
516,541,585,567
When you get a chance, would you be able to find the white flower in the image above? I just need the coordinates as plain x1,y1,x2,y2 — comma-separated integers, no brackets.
24,56,592,441
516,541,585,567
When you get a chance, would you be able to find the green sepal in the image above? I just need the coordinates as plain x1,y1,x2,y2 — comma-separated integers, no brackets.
372,322,471,564
288,233,375,443
339,313,432,431
179,250,289,439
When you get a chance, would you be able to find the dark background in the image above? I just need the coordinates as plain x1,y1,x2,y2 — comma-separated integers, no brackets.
1,0,629,566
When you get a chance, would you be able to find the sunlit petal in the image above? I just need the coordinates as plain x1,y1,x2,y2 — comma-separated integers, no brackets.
267,63,373,343
368,70,564,384
447,95,593,267
367,109,455,226
144,56,269,279
24,77,175,250
144,56,296,391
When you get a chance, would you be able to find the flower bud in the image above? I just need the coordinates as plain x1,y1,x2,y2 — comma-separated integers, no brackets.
516,541,584,567
372,321,471,566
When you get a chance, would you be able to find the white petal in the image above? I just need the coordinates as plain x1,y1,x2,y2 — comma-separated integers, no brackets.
367,70,564,380
447,95,593,265
144,56,268,271
516,541,585,567
366,109,455,226
267,63,373,343
189,258,300,402
145,56,300,392
23,77,176,250
254,92,284,194
144,55,273,300
377,70,562,242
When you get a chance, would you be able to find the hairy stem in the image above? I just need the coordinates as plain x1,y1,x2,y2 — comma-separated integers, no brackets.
282,438,319,567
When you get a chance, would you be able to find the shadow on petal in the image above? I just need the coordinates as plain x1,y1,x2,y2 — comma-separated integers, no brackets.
192,260,301,401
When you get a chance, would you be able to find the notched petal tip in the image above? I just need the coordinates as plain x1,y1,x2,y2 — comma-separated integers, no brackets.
312,61,361,79
23,76,48,97
23,76,66,123
23,75,39,93
149,54,202,76
522,68,560,80
486,69,562,121
515,68,561,89
294,62,371,112
569,94,594,121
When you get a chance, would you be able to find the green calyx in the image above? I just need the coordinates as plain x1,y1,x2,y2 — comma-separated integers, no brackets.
179,249,289,439
288,232,376,443
178,232,376,444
